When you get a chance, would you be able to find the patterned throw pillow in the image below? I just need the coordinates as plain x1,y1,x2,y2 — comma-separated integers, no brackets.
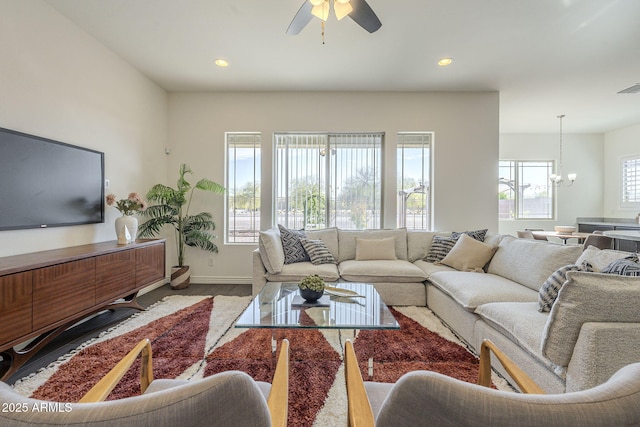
538,262,594,312
451,229,488,242
301,238,337,265
425,236,458,263
600,255,640,276
278,224,310,264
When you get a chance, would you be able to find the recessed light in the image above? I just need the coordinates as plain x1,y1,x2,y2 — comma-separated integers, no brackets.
215,58,229,67
438,57,453,67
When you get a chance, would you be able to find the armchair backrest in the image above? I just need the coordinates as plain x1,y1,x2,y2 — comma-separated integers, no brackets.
1,371,272,427
375,363,640,427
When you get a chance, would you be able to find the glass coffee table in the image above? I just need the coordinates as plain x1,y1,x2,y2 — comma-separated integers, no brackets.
236,282,399,376
236,281,399,330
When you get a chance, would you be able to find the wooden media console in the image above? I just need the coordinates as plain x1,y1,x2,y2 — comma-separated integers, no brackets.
0,239,166,381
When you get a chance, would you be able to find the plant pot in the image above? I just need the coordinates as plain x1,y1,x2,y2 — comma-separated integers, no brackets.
299,288,323,302
171,265,190,289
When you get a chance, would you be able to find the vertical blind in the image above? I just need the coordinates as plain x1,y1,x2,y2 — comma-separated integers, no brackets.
274,132,383,229
226,132,261,243
622,156,640,204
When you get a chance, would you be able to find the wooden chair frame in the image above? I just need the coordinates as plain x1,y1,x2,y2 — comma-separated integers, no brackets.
78,338,290,427
344,338,544,427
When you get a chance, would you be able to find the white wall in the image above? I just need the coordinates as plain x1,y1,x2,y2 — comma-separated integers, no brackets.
603,124,640,219
168,91,499,283
498,133,604,237
0,0,168,257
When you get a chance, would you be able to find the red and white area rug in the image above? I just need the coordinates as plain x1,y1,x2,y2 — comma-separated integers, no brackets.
12,295,511,426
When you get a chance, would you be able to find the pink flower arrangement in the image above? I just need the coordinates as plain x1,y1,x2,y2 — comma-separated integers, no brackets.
106,192,147,216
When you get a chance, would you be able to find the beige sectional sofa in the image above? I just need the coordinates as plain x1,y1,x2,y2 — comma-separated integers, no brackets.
252,226,640,393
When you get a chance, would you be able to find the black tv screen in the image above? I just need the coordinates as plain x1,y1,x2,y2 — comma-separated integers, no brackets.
0,127,104,230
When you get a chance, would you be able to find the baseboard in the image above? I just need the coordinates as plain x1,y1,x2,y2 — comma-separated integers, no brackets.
189,275,252,285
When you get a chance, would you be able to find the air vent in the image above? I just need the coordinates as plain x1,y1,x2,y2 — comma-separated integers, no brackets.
617,83,640,94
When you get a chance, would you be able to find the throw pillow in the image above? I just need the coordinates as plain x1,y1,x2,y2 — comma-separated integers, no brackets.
437,234,498,272
355,237,397,261
538,261,594,312
278,224,310,264
600,255,640,276
258,227,285,274
300,238,337,265
425,236,458,263
575,246,635,272
451,228,488,242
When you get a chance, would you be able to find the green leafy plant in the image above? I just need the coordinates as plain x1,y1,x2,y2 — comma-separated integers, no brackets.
138,164,224,267
298,274,325,292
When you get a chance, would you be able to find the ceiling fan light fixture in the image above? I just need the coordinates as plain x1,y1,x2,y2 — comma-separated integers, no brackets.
334,1,353,20
311,1,330,21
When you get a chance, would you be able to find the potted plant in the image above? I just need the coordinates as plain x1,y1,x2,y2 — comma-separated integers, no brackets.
298,274,326,302
138,164,224,289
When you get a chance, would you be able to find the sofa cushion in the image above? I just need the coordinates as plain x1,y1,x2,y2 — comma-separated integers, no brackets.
437,234,497,272
538,262,593,313
338,229,408,262
413,259,457,278
541,270,640,367
265,261,340,282
407,231,450,262
487,236,583,291
306,227,339,261
258,227,285,274
278,224,310,264
428,271,538,312
475,302,550,367
355,237,397,260
339,260,427,283
451,228,488,242
425,236,457,263
300,238,337,265
575,246,634,272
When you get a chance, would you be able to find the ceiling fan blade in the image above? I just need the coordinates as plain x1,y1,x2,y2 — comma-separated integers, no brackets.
286,1,314,35
348,0,382,33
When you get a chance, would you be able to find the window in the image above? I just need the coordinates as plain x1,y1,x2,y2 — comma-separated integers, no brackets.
622,156,640,206
397,133,432,229
274,132,382,230
499,160,554,220
225,133,260,243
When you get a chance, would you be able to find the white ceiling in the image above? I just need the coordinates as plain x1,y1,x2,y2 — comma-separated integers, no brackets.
45,0,640,133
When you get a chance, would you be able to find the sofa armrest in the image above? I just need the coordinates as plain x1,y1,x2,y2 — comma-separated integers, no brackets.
253,248,267,296
566,322,640,392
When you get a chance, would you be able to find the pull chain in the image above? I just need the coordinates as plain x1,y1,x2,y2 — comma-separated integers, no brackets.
321,20,325,44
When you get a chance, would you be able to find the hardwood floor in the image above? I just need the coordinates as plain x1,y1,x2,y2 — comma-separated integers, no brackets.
5,283,251,385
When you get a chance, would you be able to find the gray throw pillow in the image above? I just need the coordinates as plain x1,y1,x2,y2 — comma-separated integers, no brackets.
425,236,458,263
451,228,488,242
538,262,593,312
300,238,337,265
600,255,640,276
278,224,310,264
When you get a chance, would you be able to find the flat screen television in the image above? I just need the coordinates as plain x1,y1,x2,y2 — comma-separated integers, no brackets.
0,127,105,231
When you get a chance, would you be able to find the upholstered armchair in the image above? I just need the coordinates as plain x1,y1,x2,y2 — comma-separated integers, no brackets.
1,338,289,427
345,339,640,427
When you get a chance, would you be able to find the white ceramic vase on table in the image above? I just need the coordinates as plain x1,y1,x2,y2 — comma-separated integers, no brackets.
115,215,138,244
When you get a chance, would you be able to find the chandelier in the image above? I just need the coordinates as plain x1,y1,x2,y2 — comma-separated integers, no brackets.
549,114,577,187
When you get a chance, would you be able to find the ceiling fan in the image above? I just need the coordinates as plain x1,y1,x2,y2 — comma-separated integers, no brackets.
286,0,382,35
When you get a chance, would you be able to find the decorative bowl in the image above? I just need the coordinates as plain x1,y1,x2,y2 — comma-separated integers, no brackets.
554,225,576,234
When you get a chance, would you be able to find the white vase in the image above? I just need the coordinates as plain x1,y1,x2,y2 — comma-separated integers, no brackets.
115,215,138,244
